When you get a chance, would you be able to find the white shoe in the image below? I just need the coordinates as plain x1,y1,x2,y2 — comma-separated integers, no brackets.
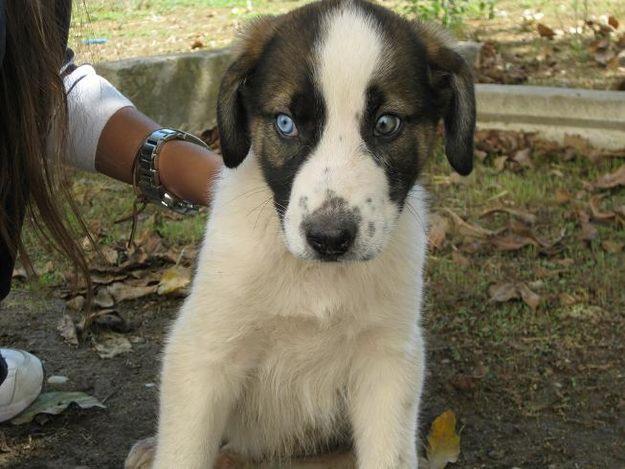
0,349,43,423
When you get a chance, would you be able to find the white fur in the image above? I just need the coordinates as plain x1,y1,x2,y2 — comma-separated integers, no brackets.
153,4,428,468
284,6,396,260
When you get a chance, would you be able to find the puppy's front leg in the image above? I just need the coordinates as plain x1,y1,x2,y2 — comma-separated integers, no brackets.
348,337,425,469
152,324,248,469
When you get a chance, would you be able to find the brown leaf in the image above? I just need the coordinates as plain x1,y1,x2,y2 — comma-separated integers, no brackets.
602,240,624,253
92,332,132,359
577,210,599,241
450,374,477,391
451,251,470,267
90,273,128,285
555,189,572,205
511,147,533,168
190,39,204,50
100,246,119,266
108,282,157,302
563,134,593,156
94,288,115,308
537,23,556,39
427,410,461,469
518,283,541,312
490,234,536,251
488,283,519,303
157,266,192,296
66,296,85,312
200,126,221,153
489,282,541,311
595,48,616,67
593,165,625,190
493,155,508,172
589,195,615,222
12,267,27,280
444,209,495,239
428,213,449,250
608,16,619,30
480,207,537,225
57,314,78,346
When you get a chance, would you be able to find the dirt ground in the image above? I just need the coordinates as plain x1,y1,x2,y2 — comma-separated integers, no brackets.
1,269,624,467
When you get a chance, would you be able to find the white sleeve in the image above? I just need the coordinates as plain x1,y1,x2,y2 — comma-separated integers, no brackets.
64,64,135,172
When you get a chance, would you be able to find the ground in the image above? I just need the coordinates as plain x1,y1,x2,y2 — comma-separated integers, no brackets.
70,0,625,89
1,131,624,467
1,1,625,468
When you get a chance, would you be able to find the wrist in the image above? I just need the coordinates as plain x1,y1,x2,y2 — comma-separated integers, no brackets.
156,138,222,207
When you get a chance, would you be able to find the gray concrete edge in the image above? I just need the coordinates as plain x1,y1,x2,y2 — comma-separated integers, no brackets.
94,47,625,150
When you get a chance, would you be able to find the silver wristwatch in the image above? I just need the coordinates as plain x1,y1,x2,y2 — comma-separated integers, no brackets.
134,128,208,215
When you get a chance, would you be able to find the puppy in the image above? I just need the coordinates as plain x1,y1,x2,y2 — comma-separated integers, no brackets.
152,1,474,467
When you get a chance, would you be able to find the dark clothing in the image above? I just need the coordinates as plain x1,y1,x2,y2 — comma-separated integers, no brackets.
0,0,71,303
0,351,6,385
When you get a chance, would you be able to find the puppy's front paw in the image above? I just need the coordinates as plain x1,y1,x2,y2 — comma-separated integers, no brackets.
125,436,156,469
125,437,238,469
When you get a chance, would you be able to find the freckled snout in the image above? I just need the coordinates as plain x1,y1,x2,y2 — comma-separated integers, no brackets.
303,197,359,261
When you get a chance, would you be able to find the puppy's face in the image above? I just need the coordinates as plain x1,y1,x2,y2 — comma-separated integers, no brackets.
218,0,475,262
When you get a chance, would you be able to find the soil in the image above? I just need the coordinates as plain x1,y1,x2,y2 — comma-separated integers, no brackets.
1,284,623,468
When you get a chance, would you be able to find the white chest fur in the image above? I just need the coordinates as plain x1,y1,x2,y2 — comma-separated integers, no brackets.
157,155,429,463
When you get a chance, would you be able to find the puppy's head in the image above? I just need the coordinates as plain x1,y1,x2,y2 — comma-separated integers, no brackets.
218,0,475,262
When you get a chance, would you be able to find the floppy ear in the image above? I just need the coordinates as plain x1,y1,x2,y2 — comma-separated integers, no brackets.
217,17,278,168
414,22,476,176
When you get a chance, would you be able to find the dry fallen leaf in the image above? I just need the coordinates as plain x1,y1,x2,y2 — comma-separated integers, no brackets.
444,209,495,239
577,210,598,242
108,282,157,303
511,147,533,168
601,240,624,253
493,155,508,172
608,15,619,30
57,314,79,346
157,266,192,296
488,283,519,303
589,195,615,222
480,207,537,225
94,287,115,308
93,332,132,359
451,251,470,267
66,296,85,312
554,189,572,205
489,282,541,311
537,23,556,39
593,165,625,190
427,410,461,469
428,213,449,251
489,234,536,251
517,283,541,312
190,39,204,49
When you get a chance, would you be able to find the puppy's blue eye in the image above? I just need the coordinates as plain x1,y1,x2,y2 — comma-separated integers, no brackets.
374,114,401,137
276,114,298,137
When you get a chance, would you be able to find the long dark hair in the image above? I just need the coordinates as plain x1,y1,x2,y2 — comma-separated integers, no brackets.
0,0,89,290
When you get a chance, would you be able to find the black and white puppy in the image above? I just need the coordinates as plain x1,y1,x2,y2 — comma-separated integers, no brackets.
153,0,474,467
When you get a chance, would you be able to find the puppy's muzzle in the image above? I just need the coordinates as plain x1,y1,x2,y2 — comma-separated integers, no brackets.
303,197,358,261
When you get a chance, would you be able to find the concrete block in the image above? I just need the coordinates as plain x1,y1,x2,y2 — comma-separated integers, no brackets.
476,84,625,150
93,46,625,151
95,49,233,133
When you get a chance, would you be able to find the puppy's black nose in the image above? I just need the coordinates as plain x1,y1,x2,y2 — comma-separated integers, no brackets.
306,221,356,259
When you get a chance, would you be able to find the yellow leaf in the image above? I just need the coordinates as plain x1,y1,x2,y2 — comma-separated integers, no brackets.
157,266,191,296
427,410,460,469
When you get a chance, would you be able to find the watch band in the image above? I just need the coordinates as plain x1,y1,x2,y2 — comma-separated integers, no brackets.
134,128,207,215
